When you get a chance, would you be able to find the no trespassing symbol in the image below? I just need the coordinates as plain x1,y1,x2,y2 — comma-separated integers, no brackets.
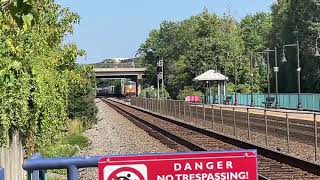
98,150,258,180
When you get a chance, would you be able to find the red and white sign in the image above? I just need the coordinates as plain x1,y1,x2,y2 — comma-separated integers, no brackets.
99,150,258,180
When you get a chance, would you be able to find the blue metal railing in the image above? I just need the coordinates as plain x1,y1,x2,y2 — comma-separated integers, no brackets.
0,167,4,180
22,153,102,180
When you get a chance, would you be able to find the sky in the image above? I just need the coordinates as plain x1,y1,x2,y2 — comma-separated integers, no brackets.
57,0,274,64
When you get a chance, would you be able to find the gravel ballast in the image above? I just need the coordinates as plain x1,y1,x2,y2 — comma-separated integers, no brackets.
78,99,174,180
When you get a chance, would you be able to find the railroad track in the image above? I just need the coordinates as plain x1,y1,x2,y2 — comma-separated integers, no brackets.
102,98,320,180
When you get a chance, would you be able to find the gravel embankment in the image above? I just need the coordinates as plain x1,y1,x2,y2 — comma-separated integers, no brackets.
78,99,174,180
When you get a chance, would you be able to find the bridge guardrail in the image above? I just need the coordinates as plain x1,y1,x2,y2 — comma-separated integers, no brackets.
95,62,143,68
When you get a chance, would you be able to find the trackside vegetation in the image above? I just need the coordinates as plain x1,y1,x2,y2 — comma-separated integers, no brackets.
0,0,97,156
139,1,320,98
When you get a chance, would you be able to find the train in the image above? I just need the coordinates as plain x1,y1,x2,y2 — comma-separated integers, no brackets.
122,81,136,96
96,81,136,97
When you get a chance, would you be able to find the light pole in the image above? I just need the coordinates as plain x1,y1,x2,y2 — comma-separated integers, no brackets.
224,52,228,103
250,52,254,107
282,39,302,110
315,35,320,57
234,56,239,106
265,47,279,108
250,52,265,107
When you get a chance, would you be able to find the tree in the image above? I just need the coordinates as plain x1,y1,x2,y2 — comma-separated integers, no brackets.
270,0,320,92
0,0,96,154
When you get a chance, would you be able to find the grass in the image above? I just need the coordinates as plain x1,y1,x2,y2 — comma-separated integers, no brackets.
42,119,90,178
63,133,89,150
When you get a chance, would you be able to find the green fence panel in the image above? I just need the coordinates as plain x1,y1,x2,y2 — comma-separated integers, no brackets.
206,93,320,111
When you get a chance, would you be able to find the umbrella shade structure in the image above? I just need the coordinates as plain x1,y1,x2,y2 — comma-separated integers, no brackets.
193,70,228,81
193,70,229,104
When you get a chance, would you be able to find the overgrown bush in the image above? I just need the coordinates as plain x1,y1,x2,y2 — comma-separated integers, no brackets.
66,65,97,128
0,1,96,155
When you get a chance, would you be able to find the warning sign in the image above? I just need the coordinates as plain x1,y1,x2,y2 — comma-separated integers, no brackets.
98,150,258,180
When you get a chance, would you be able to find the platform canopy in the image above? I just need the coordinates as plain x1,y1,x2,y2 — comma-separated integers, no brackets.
193,70,228,82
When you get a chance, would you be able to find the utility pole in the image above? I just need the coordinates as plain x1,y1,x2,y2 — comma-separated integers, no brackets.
157,58,164,99
161,58,164,99
282,39,302,110
234,57,239,106
265,47,279,108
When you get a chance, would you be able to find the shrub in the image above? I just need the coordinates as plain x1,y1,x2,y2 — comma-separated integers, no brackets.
140,87,170,99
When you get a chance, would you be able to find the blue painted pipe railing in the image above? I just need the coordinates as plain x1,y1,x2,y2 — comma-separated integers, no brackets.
0,167,4,180
23,153,103,180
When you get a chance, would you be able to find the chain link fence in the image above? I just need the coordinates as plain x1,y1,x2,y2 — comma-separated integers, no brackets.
132,97,320,164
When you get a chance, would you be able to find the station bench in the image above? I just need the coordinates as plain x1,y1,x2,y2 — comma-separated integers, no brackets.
261,97,275,108
223,96,232,105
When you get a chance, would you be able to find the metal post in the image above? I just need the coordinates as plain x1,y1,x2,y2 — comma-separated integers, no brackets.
234,57,239,106
250,52,254,107
179,101,181,119
224,52,228,102
189,103,192,122
247,108,250,140
40,170,46,180
196,105,198,124
203,104,206,125
233,107,236,136
283,42,302,110
161,58,164,99
264,109,268,147
286,113,290,153
152,99,154,111
297,40,302,110
0,167,4,180
267,51,271,98
32,170,40,180
183,102,186,120
212,105,215,129
174,101,177,118
157,77,160,99
274,47,279,108
165,99,167,115
67,165,79,180
169,100,171,116
220,107,224,133
314,114,318,162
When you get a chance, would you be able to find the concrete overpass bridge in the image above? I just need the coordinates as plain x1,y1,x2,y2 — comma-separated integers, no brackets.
94,67,146,95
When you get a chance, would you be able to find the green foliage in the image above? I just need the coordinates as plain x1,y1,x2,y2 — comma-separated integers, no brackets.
140,2,320,96
42,144,79,158
177,87,204,100
63,134,89,150
66,65,97,127
270,0,320,93
139,9,267,98
97,79,121,88
0,0,96,155
140,87,170,99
